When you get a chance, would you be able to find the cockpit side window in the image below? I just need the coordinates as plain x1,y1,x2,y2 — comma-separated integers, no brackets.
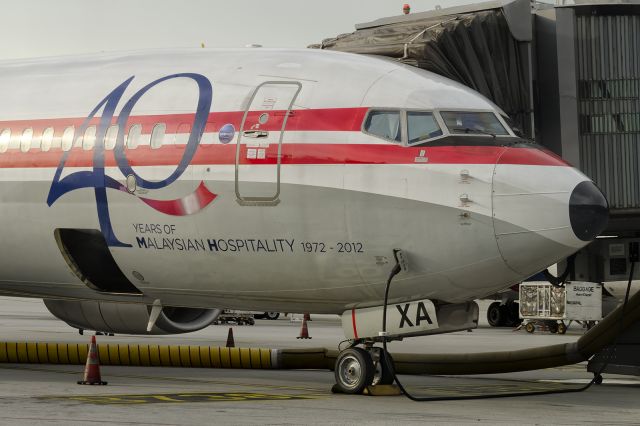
441,111,509,136
407,111,443,144
500,114,523,137
363,110,402,143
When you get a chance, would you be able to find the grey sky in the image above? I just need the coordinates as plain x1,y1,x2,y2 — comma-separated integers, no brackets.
2,0,482,59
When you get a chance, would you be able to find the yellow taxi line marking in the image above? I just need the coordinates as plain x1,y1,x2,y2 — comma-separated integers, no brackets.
0,364,325,392
42,392,323,405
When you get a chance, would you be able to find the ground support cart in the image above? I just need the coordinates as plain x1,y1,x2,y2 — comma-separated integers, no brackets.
519,282,602,334
212,310,255,326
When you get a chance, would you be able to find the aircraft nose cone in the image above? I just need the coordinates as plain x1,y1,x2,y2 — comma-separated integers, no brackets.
569,181,609,241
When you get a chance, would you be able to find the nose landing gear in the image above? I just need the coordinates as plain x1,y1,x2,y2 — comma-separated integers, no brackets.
333,345,395,394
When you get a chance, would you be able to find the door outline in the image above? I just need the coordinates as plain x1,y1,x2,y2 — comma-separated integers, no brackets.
235,81,302,206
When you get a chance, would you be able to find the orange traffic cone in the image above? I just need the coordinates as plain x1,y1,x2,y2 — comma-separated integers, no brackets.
297,318,312,339
78,335,107,385
226,327,235,348
304,313,311,321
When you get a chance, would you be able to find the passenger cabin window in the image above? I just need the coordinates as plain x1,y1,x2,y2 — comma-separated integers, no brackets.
61,127,75,152
0,129,10,153
82,126,96,151
175,123,192,145
363,110,401,143
8,130,19,150
104,125,118,150
200,122,215,145
407,112,443,144
20,128,34,152
127,124,142,149
41,127,54,152
31,130,41,151
440,111,509,136
150,123,166,149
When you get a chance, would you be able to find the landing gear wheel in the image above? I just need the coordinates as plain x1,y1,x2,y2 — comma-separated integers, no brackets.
525,322,535,333
557,322,567,335
504,303,522,327
487,302,504,327
593,374,603,385
265,312,280,320
371,349,395,386
334,347,374,394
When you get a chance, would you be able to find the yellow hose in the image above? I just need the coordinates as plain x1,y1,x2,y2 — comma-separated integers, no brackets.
0,342,273,369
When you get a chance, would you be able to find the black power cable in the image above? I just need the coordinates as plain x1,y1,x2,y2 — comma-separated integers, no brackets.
381,247,637,401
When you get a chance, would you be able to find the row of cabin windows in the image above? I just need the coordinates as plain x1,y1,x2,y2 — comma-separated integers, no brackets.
0,123,193,153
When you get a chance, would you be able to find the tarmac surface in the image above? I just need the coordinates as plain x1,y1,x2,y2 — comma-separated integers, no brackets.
1,297,639,425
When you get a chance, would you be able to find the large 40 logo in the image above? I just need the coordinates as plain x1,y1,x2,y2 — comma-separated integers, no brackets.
47,73,217,247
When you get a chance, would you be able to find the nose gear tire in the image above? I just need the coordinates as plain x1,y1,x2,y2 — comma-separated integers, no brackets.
334,347,374,394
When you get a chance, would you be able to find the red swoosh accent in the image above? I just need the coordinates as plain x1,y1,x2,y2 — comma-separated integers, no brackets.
137,181,217,216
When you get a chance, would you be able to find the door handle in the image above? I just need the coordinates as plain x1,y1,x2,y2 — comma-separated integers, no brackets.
242,130,269,138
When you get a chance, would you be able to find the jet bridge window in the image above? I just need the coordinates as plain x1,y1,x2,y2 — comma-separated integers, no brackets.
363,110,402,143
441,111,509,136
407,111,443,144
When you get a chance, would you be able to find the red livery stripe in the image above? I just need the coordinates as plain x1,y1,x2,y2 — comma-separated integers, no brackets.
0,108,368,135
0,144,568,168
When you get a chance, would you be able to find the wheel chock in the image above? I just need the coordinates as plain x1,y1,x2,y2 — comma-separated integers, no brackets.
364,385,402,396
330,384,344,394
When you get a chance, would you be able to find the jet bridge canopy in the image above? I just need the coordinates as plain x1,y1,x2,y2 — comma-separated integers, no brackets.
311,0,534,138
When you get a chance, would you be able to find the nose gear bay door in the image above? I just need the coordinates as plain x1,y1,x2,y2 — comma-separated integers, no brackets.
235,81,301,206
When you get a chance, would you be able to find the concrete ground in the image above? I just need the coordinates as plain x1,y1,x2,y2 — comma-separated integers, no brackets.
1,297,639,425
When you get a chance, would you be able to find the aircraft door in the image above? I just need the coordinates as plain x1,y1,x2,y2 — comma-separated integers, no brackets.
235,81,301,205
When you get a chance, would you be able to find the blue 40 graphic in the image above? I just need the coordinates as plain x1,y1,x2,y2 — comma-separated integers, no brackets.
47,74,214,247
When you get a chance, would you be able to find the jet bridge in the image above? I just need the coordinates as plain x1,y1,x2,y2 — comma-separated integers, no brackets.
312,0,535,138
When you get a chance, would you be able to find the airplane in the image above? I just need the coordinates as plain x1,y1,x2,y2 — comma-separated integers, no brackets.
0,47,609,393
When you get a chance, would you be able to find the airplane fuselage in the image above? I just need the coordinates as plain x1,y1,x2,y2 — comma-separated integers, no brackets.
0,48,606,314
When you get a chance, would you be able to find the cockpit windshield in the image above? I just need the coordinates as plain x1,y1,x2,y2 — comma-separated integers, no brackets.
362,108,512,144
407,111,443,143
440,111,509,136
363,110,402,143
